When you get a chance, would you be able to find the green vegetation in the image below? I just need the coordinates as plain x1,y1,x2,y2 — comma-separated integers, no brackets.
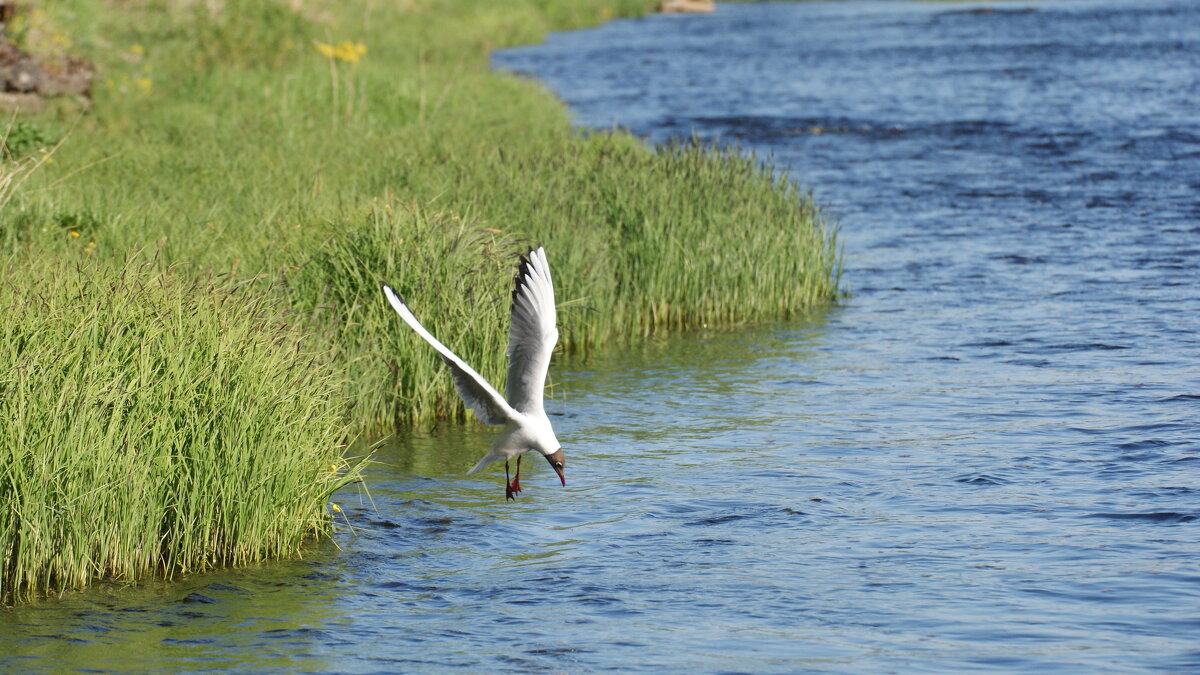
1,0,839,602
292,139,837,425
1,122,56,160
0,259,360,604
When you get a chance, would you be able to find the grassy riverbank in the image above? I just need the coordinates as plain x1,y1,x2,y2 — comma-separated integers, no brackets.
1,0,838,602
0,259,362,604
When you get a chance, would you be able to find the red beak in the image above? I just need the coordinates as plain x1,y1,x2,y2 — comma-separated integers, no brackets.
554,465,566,486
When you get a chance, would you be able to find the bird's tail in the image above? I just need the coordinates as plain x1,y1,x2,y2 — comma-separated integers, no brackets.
467,453,501,475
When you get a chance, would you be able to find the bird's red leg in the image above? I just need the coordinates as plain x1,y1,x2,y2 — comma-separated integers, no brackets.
505,460,515,501
511,455,522,495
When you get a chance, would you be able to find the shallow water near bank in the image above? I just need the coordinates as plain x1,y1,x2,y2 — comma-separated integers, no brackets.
4,0,1199,671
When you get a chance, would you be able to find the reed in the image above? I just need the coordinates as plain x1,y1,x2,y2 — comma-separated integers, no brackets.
0,258,361,604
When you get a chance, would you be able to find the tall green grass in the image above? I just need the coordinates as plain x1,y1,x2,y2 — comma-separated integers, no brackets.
7,0,839,428
0,0,840,601
288,203,518,426
0,258,360,604
292,137,839,426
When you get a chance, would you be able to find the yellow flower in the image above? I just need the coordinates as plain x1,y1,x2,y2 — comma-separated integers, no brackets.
316,40,366,64
331,503,342,513
329,464,339,474
130,44,145,55
84,242,96,256
335,41,366,65
136,77,153,94
69,230,80,238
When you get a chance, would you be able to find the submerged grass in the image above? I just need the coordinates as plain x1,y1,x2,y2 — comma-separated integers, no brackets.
1,0,840,601
0,259,361,604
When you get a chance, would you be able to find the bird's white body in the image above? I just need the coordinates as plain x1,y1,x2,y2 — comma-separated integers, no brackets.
383,247,565,495
471,412,559,474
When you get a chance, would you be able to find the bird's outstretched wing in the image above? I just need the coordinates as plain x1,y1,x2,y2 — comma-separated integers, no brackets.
506,247,559,413
383,284,517,426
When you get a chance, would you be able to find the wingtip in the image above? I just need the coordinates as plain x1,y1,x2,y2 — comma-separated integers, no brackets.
513,249,533,293
510,245,552,306
517,245,547,272
518,244,544,263
382,283,410,316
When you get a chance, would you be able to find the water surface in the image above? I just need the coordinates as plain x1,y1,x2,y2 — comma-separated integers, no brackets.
4,1,1199,672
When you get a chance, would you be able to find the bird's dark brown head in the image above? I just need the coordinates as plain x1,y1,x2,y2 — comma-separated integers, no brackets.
545,448,565,486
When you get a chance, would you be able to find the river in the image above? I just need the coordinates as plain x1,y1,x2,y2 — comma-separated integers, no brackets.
3,1,1198,672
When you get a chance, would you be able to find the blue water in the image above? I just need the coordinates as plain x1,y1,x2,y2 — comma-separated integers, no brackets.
4,1,1199,672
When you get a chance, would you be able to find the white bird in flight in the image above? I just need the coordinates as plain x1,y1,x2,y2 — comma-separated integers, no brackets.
382,246,565,501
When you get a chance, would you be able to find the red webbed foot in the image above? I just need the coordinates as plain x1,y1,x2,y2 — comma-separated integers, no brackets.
504,457,523,502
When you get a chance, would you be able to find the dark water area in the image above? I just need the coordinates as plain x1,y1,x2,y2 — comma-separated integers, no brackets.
4,1,1199,672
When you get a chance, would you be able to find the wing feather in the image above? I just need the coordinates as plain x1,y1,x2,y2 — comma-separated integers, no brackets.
383,284,517,426
506,247,559,413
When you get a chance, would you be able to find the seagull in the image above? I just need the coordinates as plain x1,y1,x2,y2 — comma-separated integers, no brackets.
382,246,565,501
